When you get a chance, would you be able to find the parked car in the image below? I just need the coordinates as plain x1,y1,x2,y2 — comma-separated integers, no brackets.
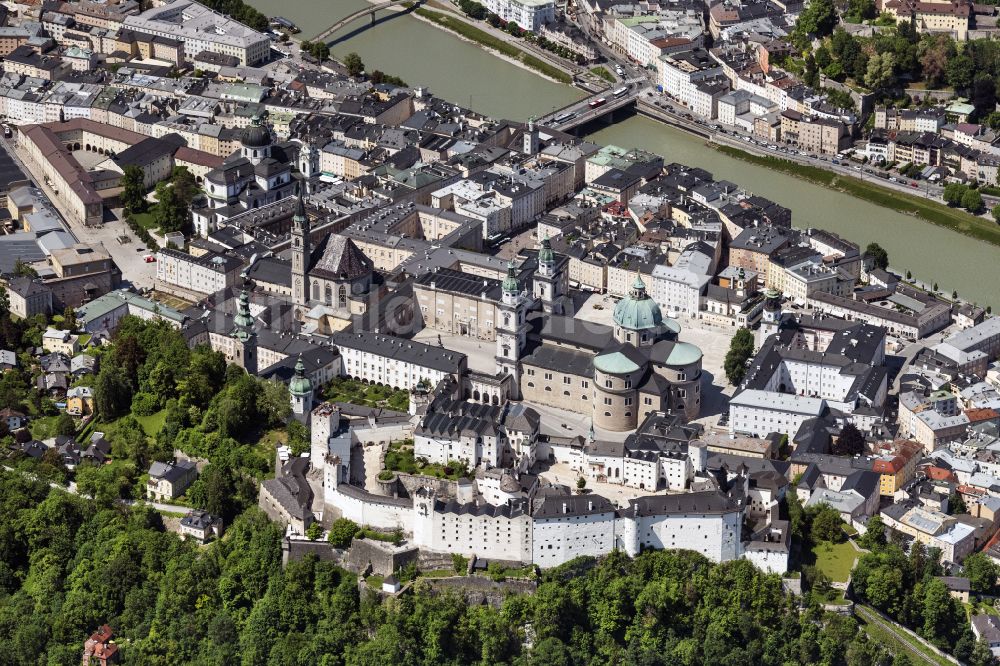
143,255,156,263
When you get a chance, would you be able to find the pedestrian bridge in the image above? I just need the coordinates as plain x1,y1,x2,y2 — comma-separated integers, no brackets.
313,0,416,43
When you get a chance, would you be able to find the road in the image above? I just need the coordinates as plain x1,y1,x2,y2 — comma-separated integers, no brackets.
636,93,998,213
540,80,647,130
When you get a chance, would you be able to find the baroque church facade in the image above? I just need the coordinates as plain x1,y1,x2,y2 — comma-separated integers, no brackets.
495,239,704,432
192,111,320,237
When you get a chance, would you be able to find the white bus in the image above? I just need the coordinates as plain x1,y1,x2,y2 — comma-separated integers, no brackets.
612,87,628,98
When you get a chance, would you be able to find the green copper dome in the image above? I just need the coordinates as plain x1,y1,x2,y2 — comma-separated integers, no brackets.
289,355,313,397
665,342,702,367
502,260,518,294
613,276,663,331
538,234,554,264
594,351,641,375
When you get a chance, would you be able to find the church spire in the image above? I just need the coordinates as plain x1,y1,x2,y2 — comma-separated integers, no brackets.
294,184,307,223
233,287,254,339
502,259,518,295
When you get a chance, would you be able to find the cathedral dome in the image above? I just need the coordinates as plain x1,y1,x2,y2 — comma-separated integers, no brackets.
613,276,663,331
241,113,271,148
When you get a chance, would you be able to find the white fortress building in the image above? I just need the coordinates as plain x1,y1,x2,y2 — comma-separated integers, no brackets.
301,400,767,571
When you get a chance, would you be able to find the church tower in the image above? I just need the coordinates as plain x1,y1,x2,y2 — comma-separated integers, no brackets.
523,116,539,156
291,187,309,317
532,233,566,315
231,287,257,374
289,355,314,420
496,260,528,400
298,139,320,192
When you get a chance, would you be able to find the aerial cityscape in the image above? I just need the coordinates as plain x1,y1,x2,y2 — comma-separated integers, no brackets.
2,0,1000,662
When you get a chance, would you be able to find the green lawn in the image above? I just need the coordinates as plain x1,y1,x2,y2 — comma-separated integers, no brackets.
715,144,1000,247
412,7,572,84
131,212,158,232
323,377,409,411
590,66,615,83
134,409,167,437
809,540,858,583
30,415,62,439
383,442,472,480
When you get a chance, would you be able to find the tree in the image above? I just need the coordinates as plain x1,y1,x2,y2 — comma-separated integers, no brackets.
121,165,146,215
947,53,976,93
328,518,359,548
971,638,999,666
796,0,837,38
949,491,968,515
216,374,259,438
312,41,330,61
724,327,755,386
343,52,364,77
804,52,818,88
973,73,997,117
152,181,189,234
832,423,866,456
865,52,896,90
94,364,132,420
943,182,968,205
287,420,309,456
864,242,889,270
992,204,1000,223
256,379,291,428
963,553,998,594
61,306,77,332
305,521,323,541
962,188,985,214
576,476,586,492
858,515,887,551
13,259,38,278
810,504,845,543
53,413,75,437
845,0,876,21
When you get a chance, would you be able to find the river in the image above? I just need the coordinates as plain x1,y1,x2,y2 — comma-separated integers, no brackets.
250,0,1000,307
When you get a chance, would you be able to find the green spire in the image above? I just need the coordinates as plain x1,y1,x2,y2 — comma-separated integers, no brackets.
232,288,254,340
502,260,518,294
538,233,554,264
289,354,312,397
630,273,647,298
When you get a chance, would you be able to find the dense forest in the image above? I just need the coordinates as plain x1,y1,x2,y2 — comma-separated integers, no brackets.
0,467,928,666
